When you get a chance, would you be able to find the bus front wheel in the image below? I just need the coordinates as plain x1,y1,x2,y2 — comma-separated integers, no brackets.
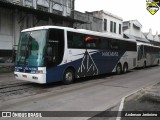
63,68,74,84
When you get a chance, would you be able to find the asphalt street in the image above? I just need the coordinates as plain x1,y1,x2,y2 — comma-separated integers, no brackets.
0,66,160,120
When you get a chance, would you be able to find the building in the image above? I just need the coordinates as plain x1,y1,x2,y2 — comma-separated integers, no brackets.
153,32,160,42
73,10,103,32
73,10,123,38
87,10,123,38
123,20,149,43
144,29,160,46
143,29,154,41
6,0,75,17
0,0,84,61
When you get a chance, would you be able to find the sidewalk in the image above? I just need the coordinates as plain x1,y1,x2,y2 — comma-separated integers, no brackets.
121,82,160,120
0,66,13,74
89,81,160,120
0,67,14,79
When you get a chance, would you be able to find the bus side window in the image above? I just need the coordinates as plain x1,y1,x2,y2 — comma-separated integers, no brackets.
86,42,96,48
73,34,84,48
67,32,84,48
67,33,73,48
99,38,109,50
110,39,119,50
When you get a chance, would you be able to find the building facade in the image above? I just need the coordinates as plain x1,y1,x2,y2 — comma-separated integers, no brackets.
73,10,123,38
123,19,160,46
144,29,160,46
154,32,160,42
88,10,123,38
9,0,75,17
123,20,149,43
73,10,103,32
144,29,154,41
0,0,79,61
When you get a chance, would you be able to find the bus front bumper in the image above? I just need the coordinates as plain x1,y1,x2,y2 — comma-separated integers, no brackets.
14,72,46,84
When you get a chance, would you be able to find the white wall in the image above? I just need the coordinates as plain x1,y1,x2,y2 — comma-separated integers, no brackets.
102,12,123,38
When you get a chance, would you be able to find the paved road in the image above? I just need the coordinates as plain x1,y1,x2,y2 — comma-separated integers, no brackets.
0,66,160,120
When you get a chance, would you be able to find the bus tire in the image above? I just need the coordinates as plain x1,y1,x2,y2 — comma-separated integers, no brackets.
123,63,128,73
63,68,74,84
143,61,146,68
116,63,122,75
157,60,159,65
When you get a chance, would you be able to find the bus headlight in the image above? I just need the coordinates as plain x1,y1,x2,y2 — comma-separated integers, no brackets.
38,70,43,74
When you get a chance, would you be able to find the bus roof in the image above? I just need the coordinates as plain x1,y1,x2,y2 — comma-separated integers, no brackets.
21,26,66,32
137,41,160,48
22,25,136,43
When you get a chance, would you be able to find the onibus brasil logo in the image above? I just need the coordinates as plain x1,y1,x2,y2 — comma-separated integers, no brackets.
146,0,160,15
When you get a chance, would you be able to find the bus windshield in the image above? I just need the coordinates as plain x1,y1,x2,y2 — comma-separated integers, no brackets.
15,30,47,67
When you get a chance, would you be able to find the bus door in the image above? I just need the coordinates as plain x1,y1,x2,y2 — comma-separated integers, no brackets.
137,45,143,60
46,29,64,67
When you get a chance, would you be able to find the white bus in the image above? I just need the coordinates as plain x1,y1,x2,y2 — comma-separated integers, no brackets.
14,26,137,84
137,42,160,68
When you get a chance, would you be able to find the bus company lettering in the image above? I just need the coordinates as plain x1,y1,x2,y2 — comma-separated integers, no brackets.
102,52,118,57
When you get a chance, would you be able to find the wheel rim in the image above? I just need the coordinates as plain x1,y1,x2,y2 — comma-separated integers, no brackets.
65,72,73,82
117,65,121,74
124,67,126,72
124,65,127,73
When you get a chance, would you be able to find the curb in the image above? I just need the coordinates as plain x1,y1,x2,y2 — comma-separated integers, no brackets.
116,88,143,120
0,72,13,77
116,81,160,120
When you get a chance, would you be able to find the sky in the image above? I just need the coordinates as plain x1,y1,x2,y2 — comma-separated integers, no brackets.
75,0,160,35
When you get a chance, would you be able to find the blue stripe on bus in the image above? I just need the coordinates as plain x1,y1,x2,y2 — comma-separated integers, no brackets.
46,50,125,83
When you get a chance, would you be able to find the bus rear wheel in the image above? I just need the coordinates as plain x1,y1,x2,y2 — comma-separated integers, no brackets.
123,63,128,73
157,60,159,65
116,64,122,75
63,68,74,84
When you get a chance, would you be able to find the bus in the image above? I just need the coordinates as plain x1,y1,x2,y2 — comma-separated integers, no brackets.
137,42,160,68
14,26,137,84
